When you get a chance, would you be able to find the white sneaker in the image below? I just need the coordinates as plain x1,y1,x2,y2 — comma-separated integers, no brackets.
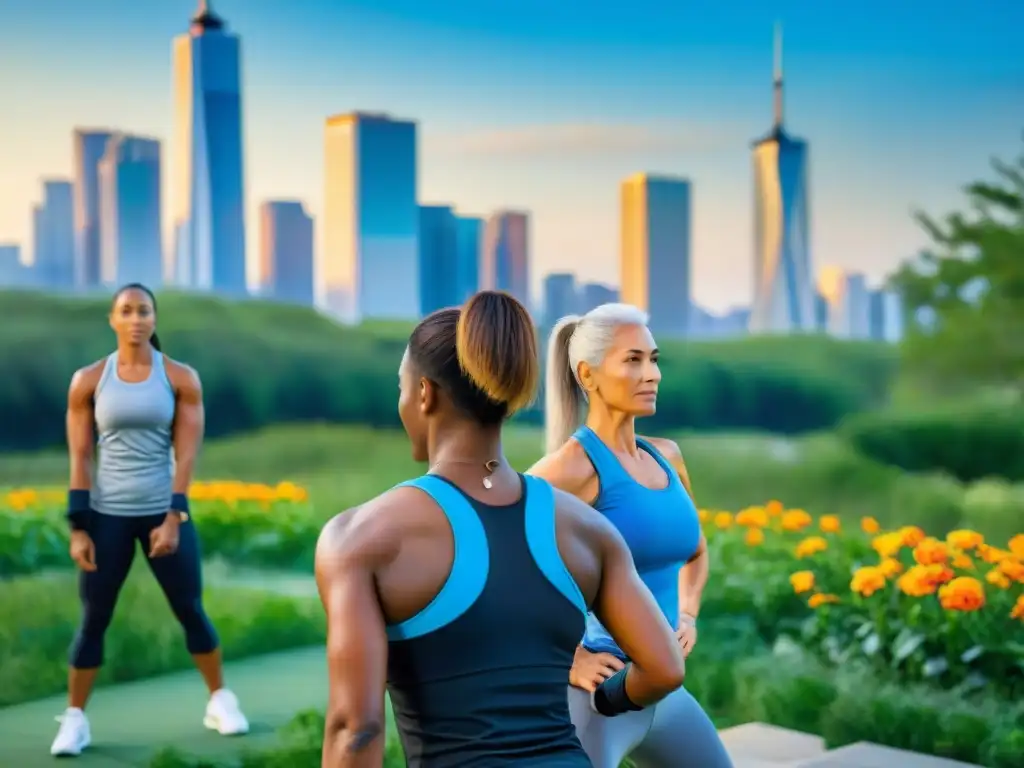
203,688,249,736
50,707,91,756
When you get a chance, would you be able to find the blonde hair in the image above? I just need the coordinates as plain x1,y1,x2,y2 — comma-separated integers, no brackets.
544,303,649,453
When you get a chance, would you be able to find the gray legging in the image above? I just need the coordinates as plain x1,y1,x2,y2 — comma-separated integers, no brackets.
567,685,734,768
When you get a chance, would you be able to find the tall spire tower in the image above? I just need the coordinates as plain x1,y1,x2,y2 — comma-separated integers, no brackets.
748,23,815,334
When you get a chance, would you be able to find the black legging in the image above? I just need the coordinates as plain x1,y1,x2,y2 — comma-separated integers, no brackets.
70,512,219,669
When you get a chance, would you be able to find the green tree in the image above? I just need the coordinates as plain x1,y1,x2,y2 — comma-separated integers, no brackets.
892,134,1024,395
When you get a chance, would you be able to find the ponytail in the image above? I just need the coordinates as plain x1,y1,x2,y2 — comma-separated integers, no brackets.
456,291,538,415
150,332,162,352
545,316,584,453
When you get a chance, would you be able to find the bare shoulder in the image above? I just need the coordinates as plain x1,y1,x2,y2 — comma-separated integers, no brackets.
68,359,106,402
528,438,596,496
315,485,425,575
552,486,624,553
642,436,692,494
163,357,201,391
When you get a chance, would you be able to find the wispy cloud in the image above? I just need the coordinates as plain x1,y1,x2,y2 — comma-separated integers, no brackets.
427,121,746,157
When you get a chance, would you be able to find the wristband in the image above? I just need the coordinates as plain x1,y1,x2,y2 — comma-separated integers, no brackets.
170,492,190,514
678,612,697,628
67,490,91,532
591,665,643,717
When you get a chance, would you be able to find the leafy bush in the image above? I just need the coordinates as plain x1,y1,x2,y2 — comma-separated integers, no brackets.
841,402,1024,483
0,290,899,451
0,567,325,707
700,503,1024,700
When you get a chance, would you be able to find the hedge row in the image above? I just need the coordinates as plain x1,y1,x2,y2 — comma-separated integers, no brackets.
0,289,899,451
840,401,1024,483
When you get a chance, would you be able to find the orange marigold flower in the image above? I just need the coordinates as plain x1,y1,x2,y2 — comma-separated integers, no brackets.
736,506,769,528
808,593,840,609
745,528,765,547
766,500,784,517
872,532,904,559
951,554,975,570
698,509,710,523
879,557,904,578
978,544,1011,564
819,515,841,534
1009,534,1024,558
795,536,829,559
997,558,1024,583
713,512,733,530
781,509,813,532
790,571,816,594
913,537,950,566
986,569,1011,589
938,576,986,612
1011,595,1024,621
860,516,881,534
946,529,984,551
899,525,926,547
850,566,887,597
898,563,954,597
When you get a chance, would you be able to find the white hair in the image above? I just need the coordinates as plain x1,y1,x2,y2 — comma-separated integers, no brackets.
544,302,649,454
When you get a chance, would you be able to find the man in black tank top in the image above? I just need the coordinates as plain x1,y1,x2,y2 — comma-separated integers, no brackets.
315,293,685,767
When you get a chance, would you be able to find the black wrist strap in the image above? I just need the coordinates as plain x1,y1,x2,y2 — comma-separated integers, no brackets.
67,490,91,531
592,665,643,717
170,492,190,514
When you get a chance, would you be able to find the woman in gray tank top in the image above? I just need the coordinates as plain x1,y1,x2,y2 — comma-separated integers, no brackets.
50,284,249,758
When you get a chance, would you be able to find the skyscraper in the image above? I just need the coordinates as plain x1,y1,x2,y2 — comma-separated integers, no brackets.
579,282,619,314
455,215,482,303
321,112,419,322
481,210,530,307
418,205,459,316
0,244,29,288
98,134,164,288
620,173,692,337
750,24,815,334
33,179,75,290
542,272,578,326
171,0,247,295
818,266,870,339
72,129,113,290
258,200,314,305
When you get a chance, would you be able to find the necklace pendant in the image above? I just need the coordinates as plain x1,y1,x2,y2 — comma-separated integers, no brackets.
482,477,493,489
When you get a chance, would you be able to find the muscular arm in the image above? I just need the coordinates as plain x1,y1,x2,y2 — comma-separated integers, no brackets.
648,438,708,619
590,515,686,704
315,510,391,768
66,367,98,490
169,363,204,496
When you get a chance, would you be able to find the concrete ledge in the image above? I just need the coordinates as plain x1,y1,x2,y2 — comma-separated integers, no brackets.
719,722,827,762
794,741,983,768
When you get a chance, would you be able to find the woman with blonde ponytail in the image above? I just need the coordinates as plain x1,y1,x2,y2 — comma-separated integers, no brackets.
314,291,684,767
530,303,731,768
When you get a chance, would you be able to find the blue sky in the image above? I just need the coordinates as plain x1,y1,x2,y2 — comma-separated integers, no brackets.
1,0,1022,310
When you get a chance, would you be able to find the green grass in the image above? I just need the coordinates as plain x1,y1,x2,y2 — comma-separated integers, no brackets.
2,422,1004,536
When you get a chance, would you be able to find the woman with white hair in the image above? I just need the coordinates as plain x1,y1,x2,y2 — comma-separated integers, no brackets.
529,303,732,768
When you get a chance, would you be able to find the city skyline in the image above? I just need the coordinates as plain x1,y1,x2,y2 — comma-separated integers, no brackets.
1,0,1022,310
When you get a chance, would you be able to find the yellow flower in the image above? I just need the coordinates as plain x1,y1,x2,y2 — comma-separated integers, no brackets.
744,528,765,547
698,508,710,523
946,529,984,551
781,509,813,532
899,526,926,547
879,557,904,578
790,571,816,594
872,532,904,559
986,569,1011,589
808,593,840,609
978,544,1011,564
795,536,829,559
850,566,887,597
819,515,841,533
713,512,733,530
1011,595,1024,621
997,558,1024,584
860,516,880,534
1009,534,1024,558
897,563,955,597
766,500,784,517
938,576,986,612
913,537,950,566
951,554,975,570
735,506,769,528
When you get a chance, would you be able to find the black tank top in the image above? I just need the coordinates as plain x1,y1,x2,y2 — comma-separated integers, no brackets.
386,473,591,767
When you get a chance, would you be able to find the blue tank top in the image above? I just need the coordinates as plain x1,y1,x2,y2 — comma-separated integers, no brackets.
385,474,591,767
573,426,702,659
92,351,176,516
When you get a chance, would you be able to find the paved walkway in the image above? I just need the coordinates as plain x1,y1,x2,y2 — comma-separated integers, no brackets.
0,646,329,767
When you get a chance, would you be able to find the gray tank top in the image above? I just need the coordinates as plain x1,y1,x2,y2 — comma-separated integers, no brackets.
92,351,176,516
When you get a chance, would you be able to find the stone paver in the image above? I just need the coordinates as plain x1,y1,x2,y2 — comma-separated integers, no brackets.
720,722,826,763
795,741,983,768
